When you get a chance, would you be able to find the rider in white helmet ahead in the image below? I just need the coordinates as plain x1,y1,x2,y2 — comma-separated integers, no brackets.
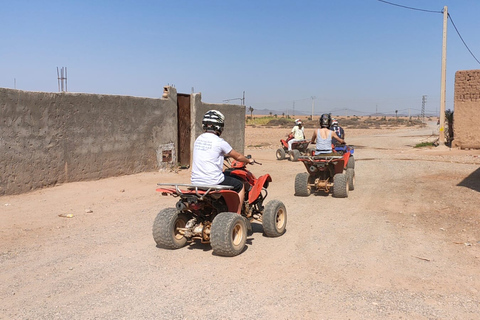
191,110,254,205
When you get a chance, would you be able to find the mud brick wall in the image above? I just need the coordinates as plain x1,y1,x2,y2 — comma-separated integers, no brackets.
0,88,177,195
454,70,480,149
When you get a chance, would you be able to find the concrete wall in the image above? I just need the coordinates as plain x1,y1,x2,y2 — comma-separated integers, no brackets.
453,70,480,149
191,92,246,154
0,87,177,195
0,86,246,196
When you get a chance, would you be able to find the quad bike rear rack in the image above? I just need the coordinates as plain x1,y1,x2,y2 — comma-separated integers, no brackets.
156,183,233,200
299,155,343,161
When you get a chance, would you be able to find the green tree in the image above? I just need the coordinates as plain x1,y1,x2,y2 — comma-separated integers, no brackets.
248,106,254,119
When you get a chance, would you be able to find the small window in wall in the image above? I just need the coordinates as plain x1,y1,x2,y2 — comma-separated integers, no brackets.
162,150,172,162
156,142,176,170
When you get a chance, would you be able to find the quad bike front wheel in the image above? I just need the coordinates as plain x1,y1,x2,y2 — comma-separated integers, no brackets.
211,212,247,257
346,168,355,191
332,173,349,198
262,200,287,237
289,149,300,162
152,208,189,249
276,148,286,160
294,172,311,197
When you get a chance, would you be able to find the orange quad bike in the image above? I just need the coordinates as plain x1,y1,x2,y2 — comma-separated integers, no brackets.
294,145,355,198
276,134,311,162
153,157,287,257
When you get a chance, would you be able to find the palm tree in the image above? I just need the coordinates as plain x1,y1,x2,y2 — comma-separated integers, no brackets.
248,106,254,119
445,109,454,145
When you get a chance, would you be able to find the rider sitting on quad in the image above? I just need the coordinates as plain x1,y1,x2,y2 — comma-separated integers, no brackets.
288,119,305,151
310,113,345,155
191,110,254,205
330,118,345,147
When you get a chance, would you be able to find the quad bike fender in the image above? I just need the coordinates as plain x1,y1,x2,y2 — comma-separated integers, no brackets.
248,174,272,204
156,187,177,195
334,161,345,174
342,152,351,170
220,190,242,214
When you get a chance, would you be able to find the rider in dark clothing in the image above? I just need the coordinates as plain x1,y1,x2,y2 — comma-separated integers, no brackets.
330,119,345,146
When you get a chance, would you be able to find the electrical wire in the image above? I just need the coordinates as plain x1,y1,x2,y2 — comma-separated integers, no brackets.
377,0,442,14
377,0,480,65
448,13,480,65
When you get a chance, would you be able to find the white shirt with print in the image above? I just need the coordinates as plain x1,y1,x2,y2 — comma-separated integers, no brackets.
191,132,233,185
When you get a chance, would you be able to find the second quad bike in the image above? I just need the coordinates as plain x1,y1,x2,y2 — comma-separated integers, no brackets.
153,157,287,257
294,145,355,198
276,134,311,161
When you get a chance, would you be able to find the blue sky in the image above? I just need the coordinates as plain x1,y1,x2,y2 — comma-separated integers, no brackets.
1,0,479,116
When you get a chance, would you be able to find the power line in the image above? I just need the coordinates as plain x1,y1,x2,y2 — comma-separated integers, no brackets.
377,0,442,14
447,13,480,65
377,0,480,65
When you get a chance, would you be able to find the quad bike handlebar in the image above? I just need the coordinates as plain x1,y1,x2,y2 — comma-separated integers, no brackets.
224,155,261,167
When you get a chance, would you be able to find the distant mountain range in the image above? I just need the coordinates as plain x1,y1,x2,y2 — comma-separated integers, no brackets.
245,108,438,118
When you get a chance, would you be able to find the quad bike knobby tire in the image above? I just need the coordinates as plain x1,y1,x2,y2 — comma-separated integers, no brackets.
152,208,189,249
347,155,355,169
332,173,349,198
276,148,286,160
294,172,311,197
289,149,300,162
346,168,355,191
262,200,287,237
210,212,247,257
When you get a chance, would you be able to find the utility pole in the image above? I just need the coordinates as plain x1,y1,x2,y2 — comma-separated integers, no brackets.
439,6,448,144
311,96,316,120
57,67,68,92
223,91,245,105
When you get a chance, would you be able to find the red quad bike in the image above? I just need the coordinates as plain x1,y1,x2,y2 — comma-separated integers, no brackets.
294,145,355,198
276,134,311,162
153,157,287,257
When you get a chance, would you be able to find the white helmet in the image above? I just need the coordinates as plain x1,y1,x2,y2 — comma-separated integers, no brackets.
295,119,302,126
332,119,339,126
202,110,225,134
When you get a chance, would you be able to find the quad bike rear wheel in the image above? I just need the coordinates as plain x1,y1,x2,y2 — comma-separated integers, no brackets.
152,208,189,249
346,168,355,191
276,148,286,160
289,149,300,162
211,212,247,257
294,172,311,196
262,200,287,237
333,173,348,198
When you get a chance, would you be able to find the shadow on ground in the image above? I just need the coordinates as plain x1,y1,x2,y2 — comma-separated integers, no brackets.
457,167,480,193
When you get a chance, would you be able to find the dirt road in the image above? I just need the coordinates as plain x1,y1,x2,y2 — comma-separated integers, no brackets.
1,122,480,319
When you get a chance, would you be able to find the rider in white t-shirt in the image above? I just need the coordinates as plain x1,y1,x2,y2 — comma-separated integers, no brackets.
288,119,305,151
191,110,254,205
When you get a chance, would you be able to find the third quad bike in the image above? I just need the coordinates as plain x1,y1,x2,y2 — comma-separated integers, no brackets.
276,134,311,162
294,145,355,198
153,157,287,257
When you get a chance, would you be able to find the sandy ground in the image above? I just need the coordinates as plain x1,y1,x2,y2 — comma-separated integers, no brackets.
1,121,480,319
